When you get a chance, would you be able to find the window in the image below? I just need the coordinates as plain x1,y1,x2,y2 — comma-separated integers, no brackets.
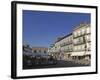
78,30,81,36
74,39,78,44
44,51,46,53
74,32,77,37
78,46,81,50
74,46,78,51
82,28,85,35
87,27,90,34
34,50,37,53
87,43,91,51
39,50,41,53
86,35,91,41
80,37,83,43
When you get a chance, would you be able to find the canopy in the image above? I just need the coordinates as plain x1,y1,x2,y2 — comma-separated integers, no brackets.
71,52,85,56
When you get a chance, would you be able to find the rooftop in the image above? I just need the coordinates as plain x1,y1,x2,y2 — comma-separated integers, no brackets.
32,47,48,50
55,33,72,43
74,23,90,31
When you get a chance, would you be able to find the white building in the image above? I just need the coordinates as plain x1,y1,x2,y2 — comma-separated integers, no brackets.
49,33,73,60
60,33,73,60
23,44,32,56
72,23,91,60
49,23,91,61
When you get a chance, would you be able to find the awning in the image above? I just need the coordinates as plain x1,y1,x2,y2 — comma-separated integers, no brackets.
64,52,71,54
71,52,85,56
85,51,91,55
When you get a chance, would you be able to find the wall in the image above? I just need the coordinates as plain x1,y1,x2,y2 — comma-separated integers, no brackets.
0,0,99,80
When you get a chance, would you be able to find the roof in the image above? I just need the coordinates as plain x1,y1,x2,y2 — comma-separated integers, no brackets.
74,23,90,31
32,47,48,50
55,33,72,43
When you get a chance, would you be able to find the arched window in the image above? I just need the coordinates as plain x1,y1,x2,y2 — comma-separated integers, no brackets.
44,51,46,53
34,50,37,53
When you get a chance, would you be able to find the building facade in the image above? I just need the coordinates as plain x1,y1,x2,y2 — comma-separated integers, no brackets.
60,33,73,60
23,44,32,56
49,33,73,60
23,44,48,57
72,23,91,60
32,47,48,56
49,23,91,61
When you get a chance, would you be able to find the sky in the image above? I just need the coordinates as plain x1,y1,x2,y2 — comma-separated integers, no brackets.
23,10,90,48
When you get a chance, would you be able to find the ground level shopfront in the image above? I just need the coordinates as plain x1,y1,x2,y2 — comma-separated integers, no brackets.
71,51,91,60
49,51,91,61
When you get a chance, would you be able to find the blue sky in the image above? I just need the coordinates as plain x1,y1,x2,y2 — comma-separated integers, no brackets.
23,10,90,48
